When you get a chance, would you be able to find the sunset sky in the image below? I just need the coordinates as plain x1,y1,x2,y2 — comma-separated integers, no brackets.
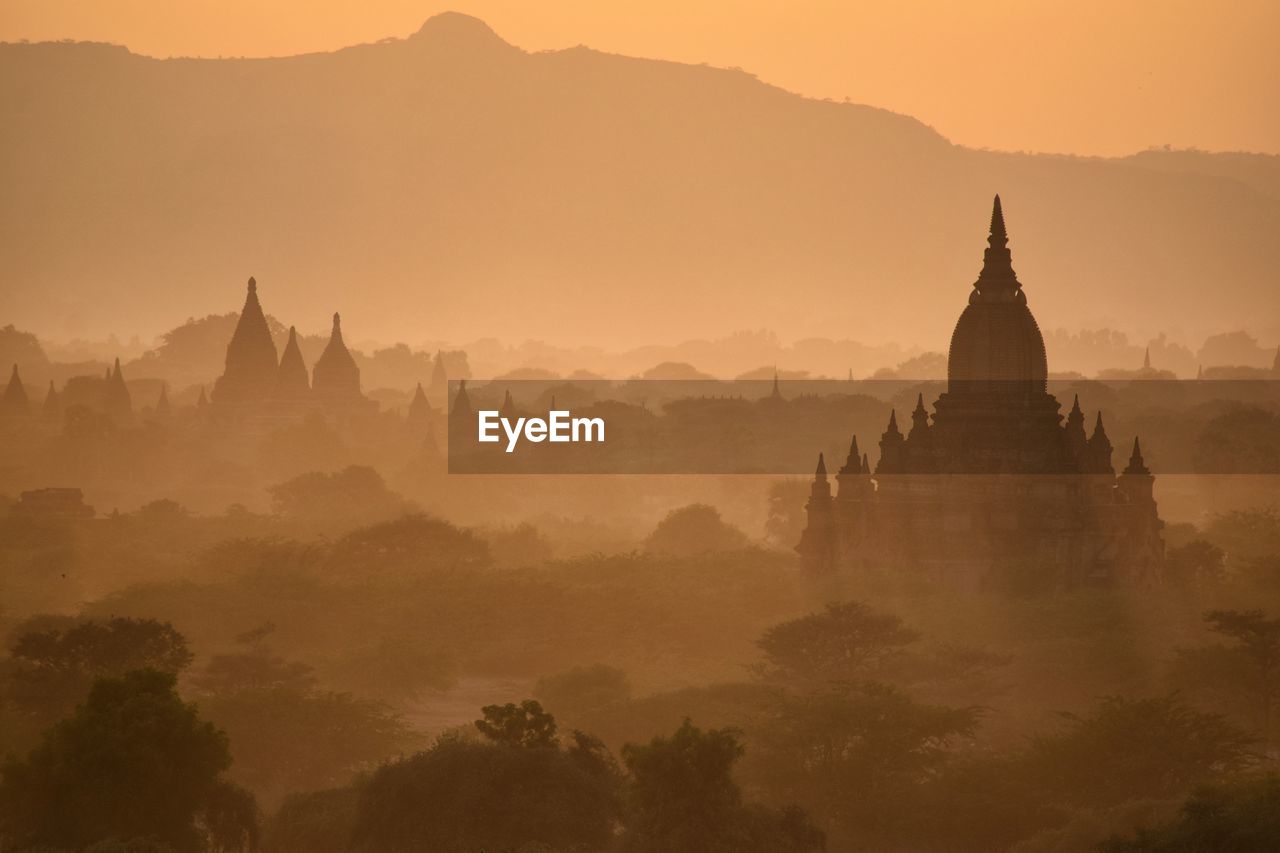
3,0,1278,157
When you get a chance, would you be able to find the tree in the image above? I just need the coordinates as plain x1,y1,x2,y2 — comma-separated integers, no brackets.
325,514,489,574
349,717,621,852
4,618,194,737
765,479,809,549
748,682,978,849
9,616,193,676
262,786,360,853
535,664,632,718
194,656,416,809
1173,610,1280,742
0,324,49,373
267,466,412,525
643,504,749,556
0,669,255,853
1101,774,1280,852
1027,694,1256,808
756,601,919,683
621,719,824,853
475,699,558,748
1164,540,1227,586
1192,408,1280,475
1205,507,1280,567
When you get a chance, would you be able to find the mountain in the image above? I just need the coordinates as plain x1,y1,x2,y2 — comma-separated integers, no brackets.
2,12,1278,351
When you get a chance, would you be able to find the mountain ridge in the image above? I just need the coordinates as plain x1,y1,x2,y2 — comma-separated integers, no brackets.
1,14,1276,349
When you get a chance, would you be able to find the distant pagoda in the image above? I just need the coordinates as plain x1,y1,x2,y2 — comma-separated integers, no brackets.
275,326,311,399
1,364,30,416
311,313,364,403
210,278,372,417
213,277,279,404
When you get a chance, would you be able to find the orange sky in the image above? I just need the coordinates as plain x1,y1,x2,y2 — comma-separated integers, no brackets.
3,0,1278,157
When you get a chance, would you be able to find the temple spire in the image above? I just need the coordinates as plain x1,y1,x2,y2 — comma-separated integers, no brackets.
815,452,827,477
214,276,280,404
106,357,132,421
1088,412,1114,474
1090,412,1109,442
910,393,930,436
990,194,1007,245
844,435,860,469
408,382,433,423
2,364,29,414
1143,347,1152,370
973,194,1022,301
43,380,60,418
312,312,362,403
450,378,473,421
275,326,311,399
877,409,906,475
1123,436,1151,475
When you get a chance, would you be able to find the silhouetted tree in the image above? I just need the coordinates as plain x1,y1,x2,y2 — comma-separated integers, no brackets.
262,786,360,853
1164,539,1227,586
1205,507,1280,568
325,514,488,574
643,504,749,556
267,466,412,525
756,601,919,683
0,325,49,373
0,669,254,853
1192,408,1280,474
475,699,558,748
350,716,620,852
749,683,977,848
1173,610,1280,742
4,617,193,732
1027,694,1256,807
1101,774,1280,852
535,664,632,717
193,652,415,809
621,719,824,853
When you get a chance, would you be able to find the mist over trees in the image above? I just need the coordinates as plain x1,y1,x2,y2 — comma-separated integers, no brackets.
2,481,1280,850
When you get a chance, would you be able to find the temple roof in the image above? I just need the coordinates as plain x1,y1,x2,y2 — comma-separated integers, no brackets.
215,277,280,404
312,313,362,401
276,326,311,398
947,196,1048,390
2,364,29,413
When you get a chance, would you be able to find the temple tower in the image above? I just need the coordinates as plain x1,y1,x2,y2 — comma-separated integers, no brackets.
797,453,836,572
42,381,60,419
428,350,450,408
929,196,1066,474
2,364,29,416
407,383,433,424
275,326,311,400
105,358,133,423
214,277,279,404
311,313,363,403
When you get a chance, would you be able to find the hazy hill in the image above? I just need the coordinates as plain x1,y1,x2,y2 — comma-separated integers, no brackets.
2,12,1278,351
